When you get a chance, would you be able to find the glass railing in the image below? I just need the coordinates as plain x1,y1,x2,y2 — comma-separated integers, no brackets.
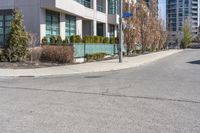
74,0,91,8
97,5,104,12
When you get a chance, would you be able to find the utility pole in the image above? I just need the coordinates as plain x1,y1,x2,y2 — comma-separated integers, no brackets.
118,0,123,63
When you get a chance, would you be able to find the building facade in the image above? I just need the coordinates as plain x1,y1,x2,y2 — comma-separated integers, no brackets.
167,0,200,44
0,0,121,46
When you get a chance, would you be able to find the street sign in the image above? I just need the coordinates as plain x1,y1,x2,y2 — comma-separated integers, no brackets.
123,12,133,18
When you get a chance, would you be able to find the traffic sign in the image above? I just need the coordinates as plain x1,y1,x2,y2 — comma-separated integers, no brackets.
123,12,133,18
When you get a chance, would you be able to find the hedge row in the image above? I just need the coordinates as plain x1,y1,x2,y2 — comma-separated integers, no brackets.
42,36,69,46
85,52,107,61
42,35,118,45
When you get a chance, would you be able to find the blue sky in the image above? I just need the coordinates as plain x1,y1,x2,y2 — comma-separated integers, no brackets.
158,0,166,21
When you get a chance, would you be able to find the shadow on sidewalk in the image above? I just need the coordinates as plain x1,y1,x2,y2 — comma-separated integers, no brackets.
187,60,200,65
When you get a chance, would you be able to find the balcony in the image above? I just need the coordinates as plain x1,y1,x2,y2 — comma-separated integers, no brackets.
74,0,91,8
40,0,108,23
97,5,103,12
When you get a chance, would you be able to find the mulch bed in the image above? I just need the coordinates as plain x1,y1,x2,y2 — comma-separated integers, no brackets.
0,52,156,69
0,61,64,69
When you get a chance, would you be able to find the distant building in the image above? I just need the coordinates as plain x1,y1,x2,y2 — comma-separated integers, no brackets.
166,0,200,45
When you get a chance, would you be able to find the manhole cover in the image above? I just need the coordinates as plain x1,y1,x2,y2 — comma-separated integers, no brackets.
84,75,103,79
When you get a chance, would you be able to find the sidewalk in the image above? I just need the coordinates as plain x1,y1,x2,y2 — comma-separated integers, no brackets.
0,50,182,77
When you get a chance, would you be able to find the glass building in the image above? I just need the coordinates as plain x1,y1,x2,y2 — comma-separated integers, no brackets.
167,0,200,43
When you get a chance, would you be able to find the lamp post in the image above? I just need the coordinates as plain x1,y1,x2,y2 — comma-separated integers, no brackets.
118,0,123,63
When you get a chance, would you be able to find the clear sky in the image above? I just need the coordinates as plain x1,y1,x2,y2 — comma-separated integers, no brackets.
158,0,166,22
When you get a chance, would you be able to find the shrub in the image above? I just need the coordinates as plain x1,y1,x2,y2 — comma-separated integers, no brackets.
40,45,74,64
4,9,29,62
50,35,56,45
82,36,88,43
110,37,116,44
115,37,119,44
89,36,94,43
103,37,110,44
70,35,81,43
42,37,48,45
136,50,141,54
94,36,99,43
56,36,62,45
146,48,151,52
63,37,69,45
99,36,104,43
85,52,107,61
56,35,63,45
0,49,7,62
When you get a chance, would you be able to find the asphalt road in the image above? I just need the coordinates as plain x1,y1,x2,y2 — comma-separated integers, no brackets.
0,49,200,133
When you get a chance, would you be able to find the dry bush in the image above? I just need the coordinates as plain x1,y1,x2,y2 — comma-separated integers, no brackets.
40,45,74,64
28,47,42,62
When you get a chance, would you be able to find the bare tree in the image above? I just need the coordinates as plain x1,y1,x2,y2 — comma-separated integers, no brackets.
123,0,167,54
28,33,41,64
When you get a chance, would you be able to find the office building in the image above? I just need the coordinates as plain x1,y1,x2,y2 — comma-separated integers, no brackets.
167,0,200,44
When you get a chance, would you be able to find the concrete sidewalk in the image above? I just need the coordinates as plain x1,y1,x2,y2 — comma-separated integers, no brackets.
0,50,182,77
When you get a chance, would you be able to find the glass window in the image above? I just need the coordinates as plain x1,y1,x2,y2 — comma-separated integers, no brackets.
0,35,4,43
97,23,103,36
0,28,3,34
0,16,3,20
0,10,12,47
109,24,115,37
46,10,60,39
65,15,76,37
108,0,119,14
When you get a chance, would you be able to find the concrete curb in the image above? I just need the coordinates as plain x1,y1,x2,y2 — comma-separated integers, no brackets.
0,50,183,77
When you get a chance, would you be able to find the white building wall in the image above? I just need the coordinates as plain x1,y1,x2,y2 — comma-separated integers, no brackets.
76,17,83,37
0,0,119,41
60,13,66,39
40,9,46,41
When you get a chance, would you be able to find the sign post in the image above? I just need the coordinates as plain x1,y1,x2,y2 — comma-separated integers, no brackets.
118,0,133,63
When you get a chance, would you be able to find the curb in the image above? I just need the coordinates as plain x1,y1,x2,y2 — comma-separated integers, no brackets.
0,50,183,77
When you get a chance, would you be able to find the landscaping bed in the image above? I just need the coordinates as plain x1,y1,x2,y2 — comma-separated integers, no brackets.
0,61,64,69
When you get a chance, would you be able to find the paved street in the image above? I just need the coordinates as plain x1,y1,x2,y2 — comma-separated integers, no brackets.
0,49,200,133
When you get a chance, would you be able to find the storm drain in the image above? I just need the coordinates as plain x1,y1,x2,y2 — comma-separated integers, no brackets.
84,75,103,79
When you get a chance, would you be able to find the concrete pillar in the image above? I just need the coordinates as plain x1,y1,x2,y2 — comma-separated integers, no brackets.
93,0,97,10
40,9,46,42
114,25,118,37
76,17,83,37
60,13,66,40
104,23,108,37
93,20,97,36
105,0,108,14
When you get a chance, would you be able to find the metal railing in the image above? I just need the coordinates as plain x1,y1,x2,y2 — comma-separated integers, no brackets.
74,0,91,8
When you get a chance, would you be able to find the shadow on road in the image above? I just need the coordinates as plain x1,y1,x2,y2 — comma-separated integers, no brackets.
188,60,200,65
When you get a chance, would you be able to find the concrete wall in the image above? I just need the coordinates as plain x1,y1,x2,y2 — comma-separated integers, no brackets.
15,0,41,37
0,0,42,41
83,20,92,36
0,0,14,9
